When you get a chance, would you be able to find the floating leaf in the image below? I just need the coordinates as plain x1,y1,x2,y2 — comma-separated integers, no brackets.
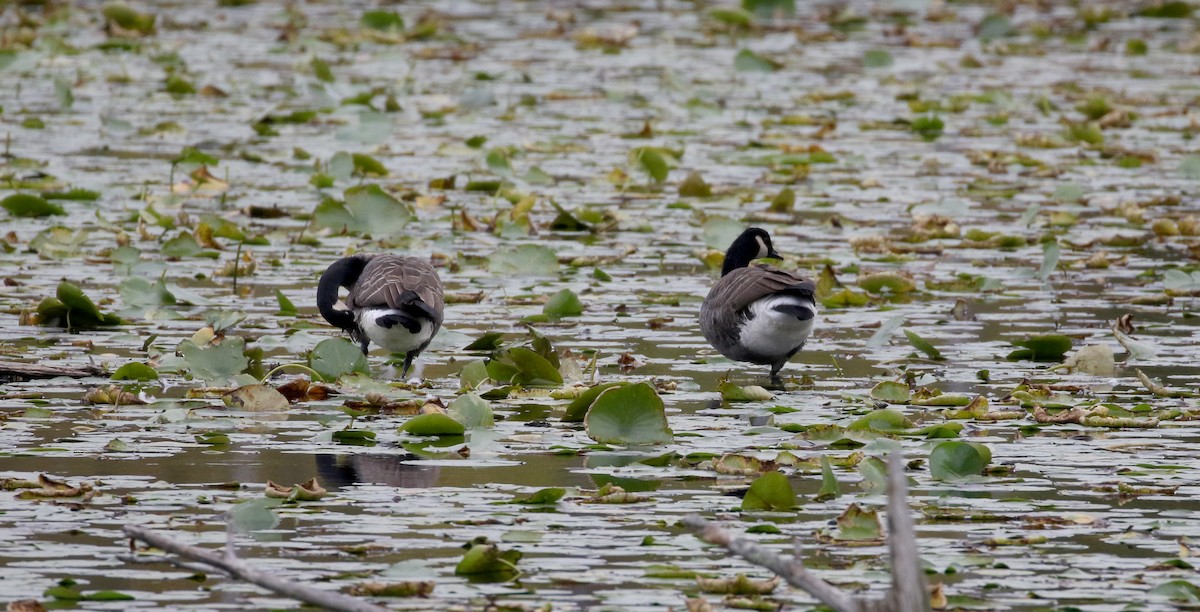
903,329,944,361
857,272,915,295
696,574,780,595
929,441,991,481
858,456,888,492
112,362,158,381
1150,580,1200,603
1039,239,1060,282
849,408,911,432
2,193,64,217
543,289,583,319
400,413,465,437
195,432,230,445
361,10,404,32
816,455,840,501
179,336,249,382
512,487,565,505
718,382,774,402
119,275,177,311
448,393,494,429
678,171,712,197
487,244,559,276
734,48,781,73
308,338,370,382
868,382,910,404
631,147,670,183
1008,334,1072,361
332,429,377,446
562,382,628,422
229,498,279,533
741,471,796,511
835,503,882,541
866,314,906,349
36,282,124,330
505,347,563,387
584,382,673,445
863,49,893,68
275,290,297,316
223,384,290,412
912,114,944,141
455,538,521,580
351,153,388,177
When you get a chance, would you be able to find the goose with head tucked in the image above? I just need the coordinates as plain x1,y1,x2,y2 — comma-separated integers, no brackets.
317,253,444,378
700,228,817,380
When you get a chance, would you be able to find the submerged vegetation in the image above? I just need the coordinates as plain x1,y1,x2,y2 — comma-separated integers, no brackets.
1,0,1199,609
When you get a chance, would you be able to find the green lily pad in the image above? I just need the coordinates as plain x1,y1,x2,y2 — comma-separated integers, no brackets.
2,193,64,217
929,441,991,481
734,48,782,73
487,244,559,276
584,382,673,446
112,362,158,381
37,282,124,330
455,538,521,580
562,381,628,423
741,471,796,511
816,456,840,501
505,347,563,387
448,393,494,429
308,338,370,382
543,289,583,319
511,487,565,505
1008,334,1072,361
1150,580,1200,603
718,381,774,402
868,382,911,404
179,337,249,383
400,413,466,437
849,408,911,432
904,330,944,360
835,503,882,540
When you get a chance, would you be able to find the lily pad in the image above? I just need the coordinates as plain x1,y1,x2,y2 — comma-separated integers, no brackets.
741,471,796,511
2,193,64,217
36,282,124,330
929,441,991,481
400,413,466,437
309,338,370,382
562,381,628,422
448,393,494,429
584,382,673,445
178,336,249,383
487,244,559,276
1008,334,1072,361
455,538,521,580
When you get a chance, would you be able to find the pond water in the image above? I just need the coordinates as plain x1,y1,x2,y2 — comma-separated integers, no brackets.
1,0,1199,609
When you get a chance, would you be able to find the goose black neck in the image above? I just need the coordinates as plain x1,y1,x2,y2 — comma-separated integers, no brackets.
721,234,765,277
317,255,368,332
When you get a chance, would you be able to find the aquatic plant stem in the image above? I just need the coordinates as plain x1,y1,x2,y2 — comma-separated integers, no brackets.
124,524,389,612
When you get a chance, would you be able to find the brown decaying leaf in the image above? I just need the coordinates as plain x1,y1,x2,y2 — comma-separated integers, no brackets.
264,477,327,501
82,384,145,406
6,600,47,612
275,378,335,403
346,581,435,597
4,474,94,500
694,574,780,595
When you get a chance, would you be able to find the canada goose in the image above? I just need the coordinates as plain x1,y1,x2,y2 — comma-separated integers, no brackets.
316,254,444,377
700,228,817,380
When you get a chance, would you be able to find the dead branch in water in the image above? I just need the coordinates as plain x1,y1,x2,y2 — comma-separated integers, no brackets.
124,524,389,612
682,451,930,612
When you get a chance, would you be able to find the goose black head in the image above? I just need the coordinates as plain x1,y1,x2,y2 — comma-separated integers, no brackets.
721,228,781,276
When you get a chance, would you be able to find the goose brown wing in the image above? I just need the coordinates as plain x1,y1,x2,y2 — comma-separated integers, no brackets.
346,255,445,325
707,264,814,316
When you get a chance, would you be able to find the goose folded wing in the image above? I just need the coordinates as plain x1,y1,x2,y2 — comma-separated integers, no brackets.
712,265,814,315
347,258,444,322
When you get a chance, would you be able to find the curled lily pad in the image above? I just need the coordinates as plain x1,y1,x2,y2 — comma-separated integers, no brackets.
36,282,124,330
868,382,910,404
2,193,64,217
741,471,796,511
1008,334,1072,361
562,381,628,423
400,413,465,437
455,538,521,580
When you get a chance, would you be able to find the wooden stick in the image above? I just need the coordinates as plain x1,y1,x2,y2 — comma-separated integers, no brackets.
680,516,861,612
682,451,930,612
0,361,104,382
884,451,930,612
124,524,388,612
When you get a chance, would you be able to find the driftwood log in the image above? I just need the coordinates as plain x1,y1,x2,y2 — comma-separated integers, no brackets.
683,452,930,612
0,360,104,383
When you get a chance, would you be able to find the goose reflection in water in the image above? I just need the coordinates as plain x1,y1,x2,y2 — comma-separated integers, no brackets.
315,454,441,489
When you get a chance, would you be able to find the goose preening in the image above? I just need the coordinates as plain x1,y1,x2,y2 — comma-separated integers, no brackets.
700,228,818,380
317,253,444,377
